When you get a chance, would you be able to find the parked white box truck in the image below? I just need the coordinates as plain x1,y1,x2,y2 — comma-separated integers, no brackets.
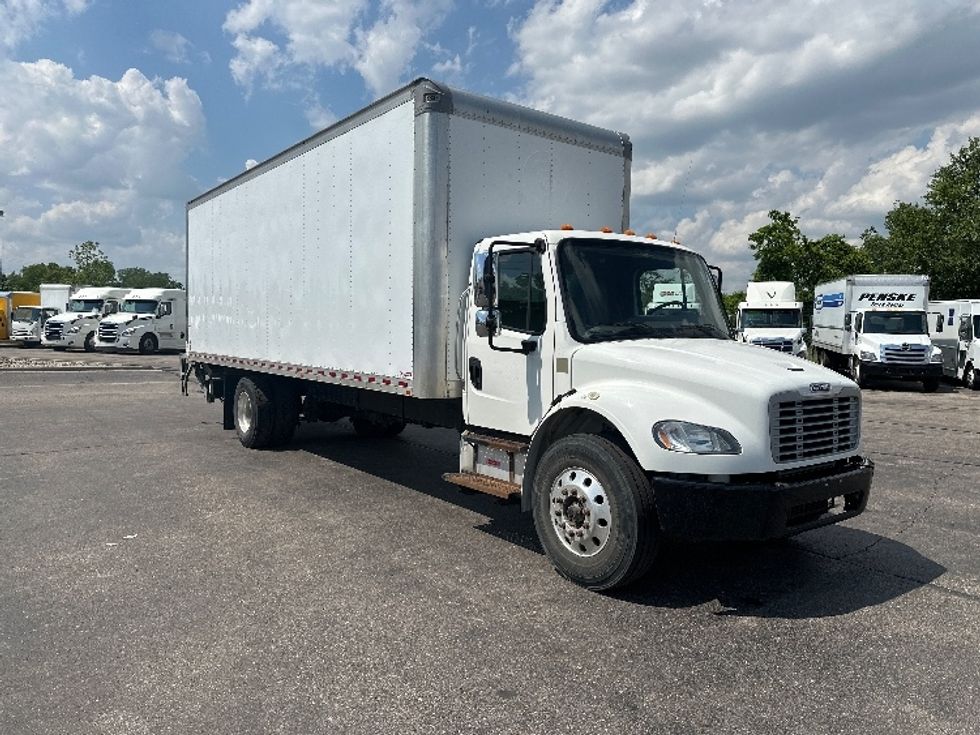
735,282,807,358
811,275,942,391
929,300,980,389
42,287,128,351
96,288,187,353
182,79,873,590
9,283,73,346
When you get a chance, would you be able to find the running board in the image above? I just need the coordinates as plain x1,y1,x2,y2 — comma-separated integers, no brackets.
442,472,520,500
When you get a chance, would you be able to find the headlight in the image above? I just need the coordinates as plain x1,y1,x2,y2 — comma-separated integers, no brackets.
68,325,81,334
930,350,943,363
653,421,741,455
121,327,137,336
859,350,877,362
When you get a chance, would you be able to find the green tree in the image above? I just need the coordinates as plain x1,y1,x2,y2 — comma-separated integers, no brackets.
68,240,115,286
117,267,183,289
722,290,745,324
5,262,77,291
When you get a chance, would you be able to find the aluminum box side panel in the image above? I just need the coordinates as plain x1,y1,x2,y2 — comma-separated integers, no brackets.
187,100,415,380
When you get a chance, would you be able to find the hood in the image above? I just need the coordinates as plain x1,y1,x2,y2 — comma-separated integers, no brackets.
859,332,931,348
571,338,851,403
47,311,98,325
741,327,803,341
102,313,149,325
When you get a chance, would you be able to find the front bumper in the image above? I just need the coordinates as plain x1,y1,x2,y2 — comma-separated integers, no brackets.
652,458,874,541
862,361,943,379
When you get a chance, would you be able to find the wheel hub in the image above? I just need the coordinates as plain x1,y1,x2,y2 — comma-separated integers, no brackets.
549,467,612,558
236,391,254,434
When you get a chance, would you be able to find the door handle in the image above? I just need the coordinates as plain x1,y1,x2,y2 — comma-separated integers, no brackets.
468,357,483,390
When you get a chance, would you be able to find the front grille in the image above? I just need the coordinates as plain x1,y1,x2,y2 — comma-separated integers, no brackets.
44,323,64,341
12,326,31,337
771,393,860,463
98,322,119,343
752,338,794,353
881,344,928,364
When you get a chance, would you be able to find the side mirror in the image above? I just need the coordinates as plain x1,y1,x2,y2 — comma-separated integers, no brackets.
844,313,852,330
482,256,496,311
474,309,494,338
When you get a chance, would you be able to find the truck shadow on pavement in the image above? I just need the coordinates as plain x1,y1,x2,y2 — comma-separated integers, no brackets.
293,425,946,620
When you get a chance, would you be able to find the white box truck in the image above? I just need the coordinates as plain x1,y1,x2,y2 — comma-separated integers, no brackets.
929,300,980,389
182,79,873,590
811,274,943,391
41,287,129,351
9,283,74,346
735,282,807,358
96,288,187,353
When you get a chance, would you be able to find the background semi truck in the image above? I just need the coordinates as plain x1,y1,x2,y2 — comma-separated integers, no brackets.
183,79,873,590
42,287,128,351
96,288,187,353
9,284,75,346
811,274,942,391
929,299,980,389
735,281,807,358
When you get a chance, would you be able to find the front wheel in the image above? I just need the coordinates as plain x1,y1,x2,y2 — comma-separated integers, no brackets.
83,332,96,352
922,377,940,393
138,333,158,355
532,434,659,591
851,358,868,388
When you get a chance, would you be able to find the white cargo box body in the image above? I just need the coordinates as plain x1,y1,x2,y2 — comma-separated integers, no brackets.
40,284,74,311
187,79,630,400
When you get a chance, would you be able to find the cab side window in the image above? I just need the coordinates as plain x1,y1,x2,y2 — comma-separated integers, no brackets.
496,251,546,334
158,302,173,317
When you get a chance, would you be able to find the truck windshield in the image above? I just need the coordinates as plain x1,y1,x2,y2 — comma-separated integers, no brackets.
68,299,104,313
121,300,159,314
741,308,801,328
557,239,729,342
863,311,928,335
12,307,41,321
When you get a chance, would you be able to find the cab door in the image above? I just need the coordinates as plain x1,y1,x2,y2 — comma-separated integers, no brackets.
464,245,555,437
156,301,177,347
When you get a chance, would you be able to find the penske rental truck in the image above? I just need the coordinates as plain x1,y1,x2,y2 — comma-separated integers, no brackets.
735,282,807,358
182,79,873,590
811,275,942,391
929,300,980,389
96,288,187,353
42,287,128,351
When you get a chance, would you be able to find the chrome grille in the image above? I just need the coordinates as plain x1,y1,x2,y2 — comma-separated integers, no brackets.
98,322,119,343
772,394,860,463
44,322,64,341
752,337,794,353
881,344,928,364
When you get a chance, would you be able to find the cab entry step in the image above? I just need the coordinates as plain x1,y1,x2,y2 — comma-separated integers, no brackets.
442,472,520,500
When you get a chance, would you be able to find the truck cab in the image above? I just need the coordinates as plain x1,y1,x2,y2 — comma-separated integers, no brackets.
10,306,60,346
846,308,942,389
930,300,980,389
735,282,807,358
96,288,186,354
41,287,128,351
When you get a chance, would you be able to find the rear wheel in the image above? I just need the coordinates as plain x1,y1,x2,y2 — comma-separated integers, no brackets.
234,376,276,448
532,434,659,591
965,363,977,390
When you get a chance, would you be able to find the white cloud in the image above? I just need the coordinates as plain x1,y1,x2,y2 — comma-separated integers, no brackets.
0,0,89,50
149,29,193,64
222,0,452,97
509,0,980,289
0,58,205,277
244,158,258,170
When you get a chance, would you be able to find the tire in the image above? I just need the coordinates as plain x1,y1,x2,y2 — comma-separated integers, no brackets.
532,434,659,591
965,363,977,391
351,414,406,438
138,333,158,355
922,377,940,393
234,376,276,449
269,380,300,447
83,332,96,352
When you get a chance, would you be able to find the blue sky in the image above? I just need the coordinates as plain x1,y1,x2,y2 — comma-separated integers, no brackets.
2,0,979,289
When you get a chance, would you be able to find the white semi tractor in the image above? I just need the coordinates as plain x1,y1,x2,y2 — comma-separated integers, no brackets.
96,288,187,353
929,300,980,389
811,275,943,391
42,287,128,351
735,282,807,358
182,79,873,590
9,283,74,346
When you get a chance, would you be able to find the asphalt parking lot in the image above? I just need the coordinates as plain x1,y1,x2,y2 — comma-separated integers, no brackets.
1,346,978,734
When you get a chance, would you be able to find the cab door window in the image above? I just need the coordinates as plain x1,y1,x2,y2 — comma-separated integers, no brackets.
497,251,546,334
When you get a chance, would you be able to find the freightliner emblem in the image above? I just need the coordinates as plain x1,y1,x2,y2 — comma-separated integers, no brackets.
809,382,831,392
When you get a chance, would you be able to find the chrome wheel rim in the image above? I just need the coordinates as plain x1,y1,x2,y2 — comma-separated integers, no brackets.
236,390,254,434
549,467,612,557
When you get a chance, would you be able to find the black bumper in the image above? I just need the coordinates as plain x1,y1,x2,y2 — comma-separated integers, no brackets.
862,361,943,379
652,458,874,542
